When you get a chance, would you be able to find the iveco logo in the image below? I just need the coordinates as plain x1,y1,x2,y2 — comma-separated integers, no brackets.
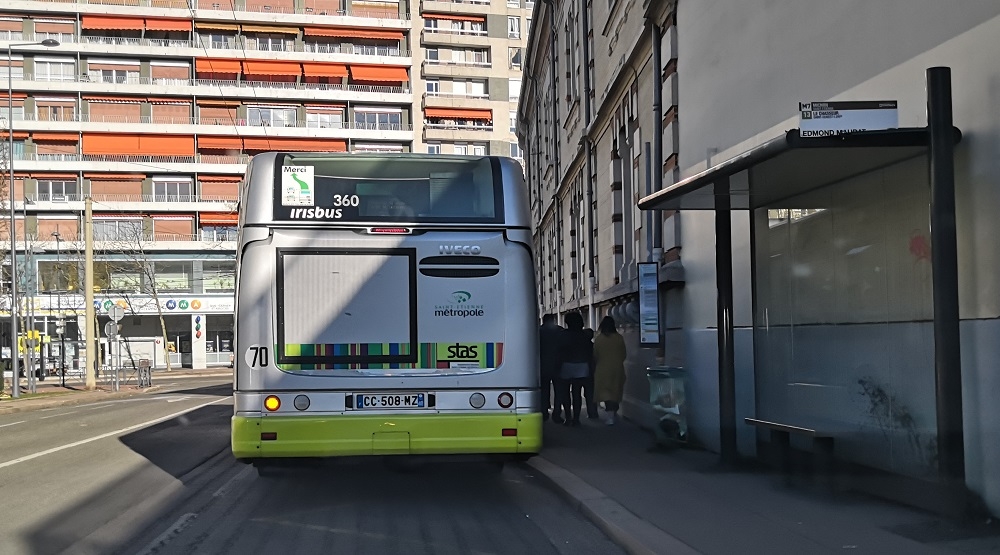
439,245,482,255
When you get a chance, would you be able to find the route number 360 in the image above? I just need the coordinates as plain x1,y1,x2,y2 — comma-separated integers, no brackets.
245,345,269,368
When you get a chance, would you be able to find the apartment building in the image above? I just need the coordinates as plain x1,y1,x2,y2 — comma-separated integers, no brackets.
1,0,531,371
517,0,676,420
521,0,1000,518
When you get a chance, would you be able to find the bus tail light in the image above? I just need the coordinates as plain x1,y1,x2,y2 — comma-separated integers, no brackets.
469,393,486,409
498,392,514,408
293,395,310,411
264,395,281,411
501,428,517,437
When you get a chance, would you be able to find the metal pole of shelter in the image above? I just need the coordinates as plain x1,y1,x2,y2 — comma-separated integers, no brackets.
715,178,737,464
927,67,966,486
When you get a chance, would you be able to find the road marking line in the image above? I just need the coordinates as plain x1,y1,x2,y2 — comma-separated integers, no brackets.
167,396,191,403
84,404,114,410
213,464,254,497
135,513,199,555
0,397,227,470
0,421,26,428
39,410,79,420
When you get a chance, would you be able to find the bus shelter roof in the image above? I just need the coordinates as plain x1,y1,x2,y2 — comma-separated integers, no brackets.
637,127,962,211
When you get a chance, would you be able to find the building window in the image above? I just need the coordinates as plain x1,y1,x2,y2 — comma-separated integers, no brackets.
509,47,522,70
354,109,402,130
202,260,236,292
36,104,75,122
427,143,441,154
507,16,521,39
153,261,194,292
426,79,440,94
424,18,438,29
509,110,517,133
426,48,439,60
306,111,344,129
94,69,139,84
254,35,288,51
206,33,234,49
93,220,142,241
454,144,468,155
202,226,238,242
507,0,520,7
0,57,23,80
153,179,194,202
34,59,76,82
38,261,79,292
248,106,297,127
470,21,484,33
471,144,487,156
37,180,79,201
93,260,143,293
510,142,523,159
509,78,521,101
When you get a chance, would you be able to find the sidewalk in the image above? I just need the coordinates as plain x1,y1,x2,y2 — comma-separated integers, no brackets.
0,367,230,415
529,415,1000,555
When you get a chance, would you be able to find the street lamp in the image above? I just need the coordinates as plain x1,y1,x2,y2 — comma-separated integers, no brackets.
7,38,59,398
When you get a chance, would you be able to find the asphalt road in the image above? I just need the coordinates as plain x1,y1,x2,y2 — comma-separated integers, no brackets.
0,378,623,555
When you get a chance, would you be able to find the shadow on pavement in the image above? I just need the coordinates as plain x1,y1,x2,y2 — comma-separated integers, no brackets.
21,403,233,555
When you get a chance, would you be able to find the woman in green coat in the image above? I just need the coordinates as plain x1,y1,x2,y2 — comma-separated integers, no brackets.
593,316,627,425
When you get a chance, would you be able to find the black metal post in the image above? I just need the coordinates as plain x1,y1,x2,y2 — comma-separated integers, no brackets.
715,178,737,463
927,66,965,484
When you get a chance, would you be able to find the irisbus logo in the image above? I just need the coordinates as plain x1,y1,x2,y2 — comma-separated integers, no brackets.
439,245,482,255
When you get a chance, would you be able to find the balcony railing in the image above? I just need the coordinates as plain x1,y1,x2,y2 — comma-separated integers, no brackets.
29,193,238,203
14,0,411,19
14,74,411,94
424,91,489,99
424,123,494,131
422,59,492,68
32,35,414,57
18,113,414,130
423,28,488,37
15,153,250,165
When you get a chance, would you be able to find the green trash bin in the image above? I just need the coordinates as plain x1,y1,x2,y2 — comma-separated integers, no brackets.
647,366,689,445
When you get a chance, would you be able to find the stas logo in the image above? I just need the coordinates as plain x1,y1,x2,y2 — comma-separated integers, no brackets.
446,343,479,359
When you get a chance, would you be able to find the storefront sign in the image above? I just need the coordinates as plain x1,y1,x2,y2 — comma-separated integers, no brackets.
638,262,661,347
799,100,898,137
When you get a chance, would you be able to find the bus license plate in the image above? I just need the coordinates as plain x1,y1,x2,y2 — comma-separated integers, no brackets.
355,393,426,409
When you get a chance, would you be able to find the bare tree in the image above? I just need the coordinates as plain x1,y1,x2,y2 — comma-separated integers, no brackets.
96,220,174,372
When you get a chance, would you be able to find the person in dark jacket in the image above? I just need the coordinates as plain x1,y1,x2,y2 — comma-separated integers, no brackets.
538,313,564,422
556,312,593,426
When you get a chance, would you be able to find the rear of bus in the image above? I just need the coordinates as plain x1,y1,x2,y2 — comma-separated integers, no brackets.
232,153,541,465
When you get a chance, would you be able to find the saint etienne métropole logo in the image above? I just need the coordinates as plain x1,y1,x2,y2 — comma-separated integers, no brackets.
434,290,485,318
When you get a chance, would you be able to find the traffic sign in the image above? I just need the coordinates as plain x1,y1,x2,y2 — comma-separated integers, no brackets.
104,321,118,339
109,305,126,322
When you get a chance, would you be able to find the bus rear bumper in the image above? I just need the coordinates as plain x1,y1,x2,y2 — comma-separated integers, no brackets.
232,412,542,460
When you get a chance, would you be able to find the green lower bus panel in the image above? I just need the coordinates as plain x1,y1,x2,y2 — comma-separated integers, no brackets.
232,413,543,459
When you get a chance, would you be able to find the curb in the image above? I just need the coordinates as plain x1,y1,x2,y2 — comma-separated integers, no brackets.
527,456,701,555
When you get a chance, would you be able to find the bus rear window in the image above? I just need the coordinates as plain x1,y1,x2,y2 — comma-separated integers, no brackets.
273,155,503,223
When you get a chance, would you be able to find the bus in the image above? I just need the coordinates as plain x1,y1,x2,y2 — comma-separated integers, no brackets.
231,152,542,473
